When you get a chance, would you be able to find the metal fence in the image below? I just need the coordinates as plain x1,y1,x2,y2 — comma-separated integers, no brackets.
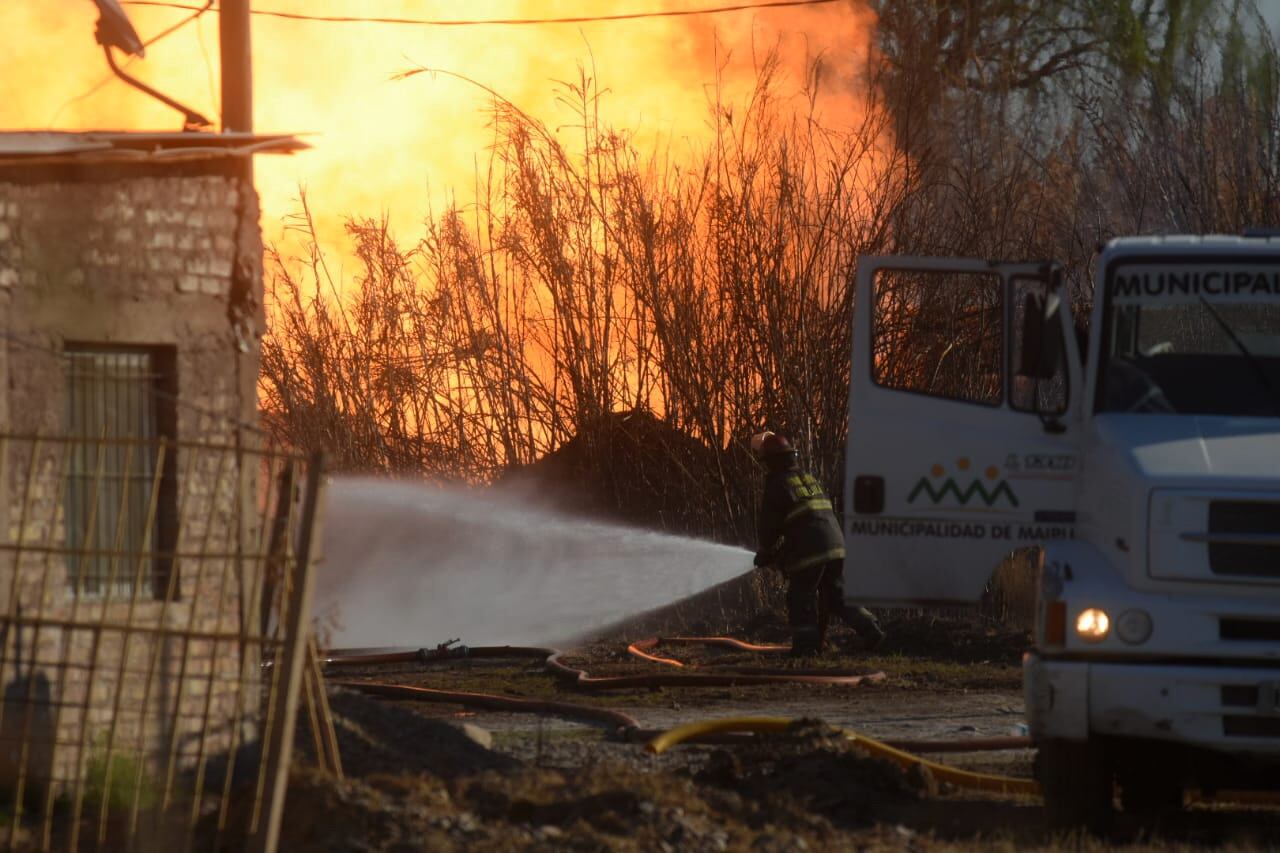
0,433,323,852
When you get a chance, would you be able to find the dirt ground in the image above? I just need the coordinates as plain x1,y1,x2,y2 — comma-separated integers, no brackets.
271,613,1280,851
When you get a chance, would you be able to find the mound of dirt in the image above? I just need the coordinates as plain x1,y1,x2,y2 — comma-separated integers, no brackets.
500,409,749,544
296,689,518,780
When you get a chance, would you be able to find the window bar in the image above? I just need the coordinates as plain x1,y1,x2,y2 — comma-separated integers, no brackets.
69,438,137,850
247,474,298,839
125,438,202,833
43,433,108,853
62,621,102,853
188,451,255,836
160,447,231,813
214,451,287,843
96,443,165,847
0,434,45,841
13,440,73,851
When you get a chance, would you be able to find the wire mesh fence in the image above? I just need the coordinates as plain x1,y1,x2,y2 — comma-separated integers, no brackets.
0,432,323,851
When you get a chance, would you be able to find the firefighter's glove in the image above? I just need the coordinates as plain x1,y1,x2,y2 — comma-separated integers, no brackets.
753,545,780,569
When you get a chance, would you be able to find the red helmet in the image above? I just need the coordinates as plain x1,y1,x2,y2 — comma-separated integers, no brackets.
750,431,794,456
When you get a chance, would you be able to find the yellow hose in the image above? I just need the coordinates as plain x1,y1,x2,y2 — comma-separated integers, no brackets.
646,716,1041,797
646,717,1280,806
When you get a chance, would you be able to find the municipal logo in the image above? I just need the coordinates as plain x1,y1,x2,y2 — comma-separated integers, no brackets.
908,458,1018,508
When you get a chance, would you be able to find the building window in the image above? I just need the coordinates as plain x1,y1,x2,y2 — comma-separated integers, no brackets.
65,346,177,598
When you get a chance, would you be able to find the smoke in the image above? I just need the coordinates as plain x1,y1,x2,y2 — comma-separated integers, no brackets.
312,477,755,648
1,2,880,267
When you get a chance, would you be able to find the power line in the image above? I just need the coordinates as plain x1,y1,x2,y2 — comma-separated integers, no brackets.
121,0,840,27
48,1,216,127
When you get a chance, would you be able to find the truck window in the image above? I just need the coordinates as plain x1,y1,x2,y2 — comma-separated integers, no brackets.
872,269,1003,406
1010,278,1068,415
1097,262,1280,416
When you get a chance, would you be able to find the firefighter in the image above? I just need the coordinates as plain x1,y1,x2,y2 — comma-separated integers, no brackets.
751,431,885,656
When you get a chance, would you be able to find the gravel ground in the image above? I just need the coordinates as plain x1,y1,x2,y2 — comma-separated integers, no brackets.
261,614,1280,851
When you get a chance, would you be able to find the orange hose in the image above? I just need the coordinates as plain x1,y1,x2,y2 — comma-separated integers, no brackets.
626,636,792,668
326,643,886,691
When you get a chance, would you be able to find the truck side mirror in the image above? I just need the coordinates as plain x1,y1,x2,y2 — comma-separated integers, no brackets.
1018,291,1062,380
1041,292,1063,375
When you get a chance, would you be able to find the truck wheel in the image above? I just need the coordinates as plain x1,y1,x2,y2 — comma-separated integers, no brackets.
1037,739,1113,831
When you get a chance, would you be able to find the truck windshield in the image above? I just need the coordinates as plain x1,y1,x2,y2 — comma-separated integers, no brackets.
1097,262,1280,416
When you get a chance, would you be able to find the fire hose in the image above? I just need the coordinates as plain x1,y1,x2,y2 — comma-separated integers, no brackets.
323,640,887,690
322,640,1021,755
646,716,1040,797
321,641,1280,807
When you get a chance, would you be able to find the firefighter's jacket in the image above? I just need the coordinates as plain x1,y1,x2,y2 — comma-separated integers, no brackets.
756,463,846,574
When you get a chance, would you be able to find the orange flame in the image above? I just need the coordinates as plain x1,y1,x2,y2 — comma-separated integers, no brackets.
2,0,879,263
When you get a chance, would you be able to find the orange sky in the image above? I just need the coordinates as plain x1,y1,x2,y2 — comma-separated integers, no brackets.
3,1,877,273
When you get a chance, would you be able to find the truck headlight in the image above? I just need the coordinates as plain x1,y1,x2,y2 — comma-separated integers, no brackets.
1075,608,1110,642
1115,609,1153,645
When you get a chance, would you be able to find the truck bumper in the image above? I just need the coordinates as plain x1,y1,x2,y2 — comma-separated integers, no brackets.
1024,653,1280,754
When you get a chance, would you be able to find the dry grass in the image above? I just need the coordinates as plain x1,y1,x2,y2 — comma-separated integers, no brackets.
262,9,1280,557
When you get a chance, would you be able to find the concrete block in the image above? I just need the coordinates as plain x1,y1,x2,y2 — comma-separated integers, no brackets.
0,223,9,241
149,231,175,250
0,268,16,289
199,276,227,296
178,274,200,293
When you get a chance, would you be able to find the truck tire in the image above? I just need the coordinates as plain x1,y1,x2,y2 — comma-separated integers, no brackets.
1037,738,1113,831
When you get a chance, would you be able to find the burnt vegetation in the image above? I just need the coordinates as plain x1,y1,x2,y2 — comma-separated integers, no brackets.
262,0,1280,546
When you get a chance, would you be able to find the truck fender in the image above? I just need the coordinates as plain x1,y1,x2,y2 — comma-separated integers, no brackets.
1040,540,1128,600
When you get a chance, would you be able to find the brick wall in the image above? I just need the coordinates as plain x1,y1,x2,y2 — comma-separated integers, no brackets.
0,166,270,802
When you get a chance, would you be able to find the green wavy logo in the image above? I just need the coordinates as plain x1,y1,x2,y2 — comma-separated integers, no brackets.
908,477,1019,508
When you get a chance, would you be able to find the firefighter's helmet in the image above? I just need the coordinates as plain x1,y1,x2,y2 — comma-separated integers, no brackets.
750,431,795,456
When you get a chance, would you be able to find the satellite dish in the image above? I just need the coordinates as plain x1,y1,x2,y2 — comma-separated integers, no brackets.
93,0,145,58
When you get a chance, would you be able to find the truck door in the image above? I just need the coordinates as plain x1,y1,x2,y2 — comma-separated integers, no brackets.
844,257,1083,607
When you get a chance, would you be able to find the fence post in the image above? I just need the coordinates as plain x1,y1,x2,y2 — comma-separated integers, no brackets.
250,451,325,853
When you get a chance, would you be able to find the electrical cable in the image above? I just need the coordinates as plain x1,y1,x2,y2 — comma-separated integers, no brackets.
121,0,840,27
47,1,215,127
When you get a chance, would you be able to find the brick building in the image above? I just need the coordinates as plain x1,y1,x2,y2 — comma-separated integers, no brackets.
0,131,305,811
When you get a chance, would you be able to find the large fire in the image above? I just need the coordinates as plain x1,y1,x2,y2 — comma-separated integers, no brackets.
2,1,878,264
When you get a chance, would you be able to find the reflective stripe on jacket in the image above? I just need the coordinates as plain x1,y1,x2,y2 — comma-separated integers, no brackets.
758,466,845,574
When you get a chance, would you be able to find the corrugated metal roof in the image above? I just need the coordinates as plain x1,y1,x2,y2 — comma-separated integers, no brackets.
0,131,308,164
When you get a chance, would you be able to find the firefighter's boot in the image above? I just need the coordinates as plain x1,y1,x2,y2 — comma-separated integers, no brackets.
846,607,886,651
790,625,823,658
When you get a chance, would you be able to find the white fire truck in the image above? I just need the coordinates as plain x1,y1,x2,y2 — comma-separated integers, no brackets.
844,236,1280,824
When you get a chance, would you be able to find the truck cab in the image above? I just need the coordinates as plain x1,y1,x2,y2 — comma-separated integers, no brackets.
844,237,1280,824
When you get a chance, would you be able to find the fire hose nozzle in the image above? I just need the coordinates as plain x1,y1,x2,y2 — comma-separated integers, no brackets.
419,639,468,661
